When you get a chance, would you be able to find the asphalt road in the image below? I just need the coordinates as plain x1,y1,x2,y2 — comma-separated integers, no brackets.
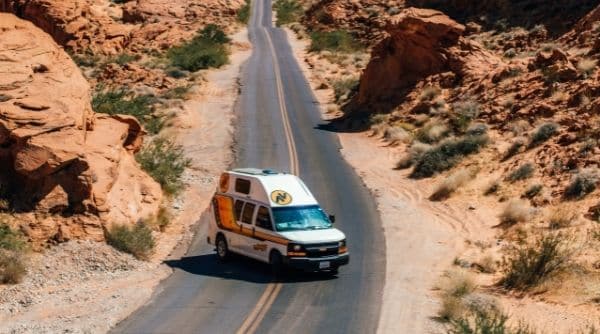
112,0,385,333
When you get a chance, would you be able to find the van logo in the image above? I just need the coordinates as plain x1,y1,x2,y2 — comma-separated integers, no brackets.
270,190,292,205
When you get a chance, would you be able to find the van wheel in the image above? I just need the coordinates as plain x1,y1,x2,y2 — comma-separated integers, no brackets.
216,235,229,261
269,250,283,276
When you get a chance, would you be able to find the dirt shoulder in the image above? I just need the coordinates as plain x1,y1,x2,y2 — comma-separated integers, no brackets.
283,28,600,334
0,28,251,334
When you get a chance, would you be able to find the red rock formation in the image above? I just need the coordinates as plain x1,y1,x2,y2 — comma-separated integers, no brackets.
354,8,500,112
0,13,161,243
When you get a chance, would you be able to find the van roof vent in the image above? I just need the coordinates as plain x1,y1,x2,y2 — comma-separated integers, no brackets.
232,168,281,176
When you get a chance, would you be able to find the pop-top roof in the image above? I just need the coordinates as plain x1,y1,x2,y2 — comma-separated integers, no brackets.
224,169,318,207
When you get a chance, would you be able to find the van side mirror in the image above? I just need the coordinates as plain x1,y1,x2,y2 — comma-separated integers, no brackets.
328,214,336,224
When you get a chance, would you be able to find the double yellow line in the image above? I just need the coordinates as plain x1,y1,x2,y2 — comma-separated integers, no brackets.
236,1,299,333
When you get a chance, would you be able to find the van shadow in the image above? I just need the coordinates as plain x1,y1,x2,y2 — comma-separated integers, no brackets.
165,254,337,284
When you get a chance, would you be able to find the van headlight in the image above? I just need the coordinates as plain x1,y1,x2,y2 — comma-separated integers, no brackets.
338,240,348,254
287,243,306,257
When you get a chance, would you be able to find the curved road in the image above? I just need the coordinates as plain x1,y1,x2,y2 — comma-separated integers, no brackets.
113,0,385,333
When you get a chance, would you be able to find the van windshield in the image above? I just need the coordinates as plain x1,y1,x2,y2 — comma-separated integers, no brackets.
272,205,332,232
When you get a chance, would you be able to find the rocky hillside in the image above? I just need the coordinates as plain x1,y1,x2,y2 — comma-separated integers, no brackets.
0,13,162,244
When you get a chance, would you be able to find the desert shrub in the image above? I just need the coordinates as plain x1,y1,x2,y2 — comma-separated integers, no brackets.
465,123,487,137
136,137,191,196
430,169,475,201
273,0,303,26
547,205,577,229
0,224,26,252
503,48,517,58
438,270,476,321
475,255,496,274
161,85,192,100
564,168,599,199
578,58,597,78
448,308,536,334
410,135,489,178
70,51,101,68
107,53,138,66
420,86,441,101
165,68,188,79
0,250,26,284
332,78,358,103
309,30,361,53
484,181,500,196
528,123,558,148
499,234,570,290
506,163,534,182
540,43,556,52
579,139,597,157
450,100,480,133
383,127,410,145
397,142,431,169
523,184,543,199
237,0,251,23
498,199,531,226
415,123,449,144
167,24,230,72
106,222,155,260
92,88,163,134
502,139,525,161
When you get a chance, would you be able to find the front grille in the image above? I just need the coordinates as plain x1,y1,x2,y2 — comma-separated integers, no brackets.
304,242,339,258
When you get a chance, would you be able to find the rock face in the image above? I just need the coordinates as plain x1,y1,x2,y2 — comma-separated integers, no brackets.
0,13,161,243
1,0,245,55
354,8,500,112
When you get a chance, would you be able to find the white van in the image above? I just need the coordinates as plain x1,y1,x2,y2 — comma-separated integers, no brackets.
207,168,349,273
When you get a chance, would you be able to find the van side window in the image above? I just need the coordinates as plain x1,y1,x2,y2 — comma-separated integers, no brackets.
235,178,251,194
241,203,256,224
255,206,273,230
234,200,245,221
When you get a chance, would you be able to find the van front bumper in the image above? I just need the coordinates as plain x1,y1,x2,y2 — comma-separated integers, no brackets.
283,253,349,272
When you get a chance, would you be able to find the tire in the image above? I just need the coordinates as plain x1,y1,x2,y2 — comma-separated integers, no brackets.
216,234,229,261
269,250,283,276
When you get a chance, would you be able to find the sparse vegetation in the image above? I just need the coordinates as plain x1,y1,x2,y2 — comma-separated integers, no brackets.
0,221,27,284
577,58,597,78
273,0,303,26
448,308,536,334
106,222,155,260
499,234,570,291
420,86,441,101
498,199,531,226
564,168,599,199
502,139,525,161
167,24,230,72
161,85,192,100
415,122,449,144
438,270,477,321
484,181,500,196
506,163,534,182
332,78,358,103
450,100,480,133
309,30,362,53
410,135,489,178
430,169,475,201
69,50,101,68
237,0,251,24
92,88,163,134
383,127,411,145
108,53,138,66
396,142,432,169
523,184,543,199
548,205,577,229
528,123,558,148
136,137,192,196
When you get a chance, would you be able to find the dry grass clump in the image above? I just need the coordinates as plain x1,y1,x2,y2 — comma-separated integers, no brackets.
528,123,558,148
564,168,599,199
448,307,535,334
396,142,432,169
523,184,543,199
547,205,577,229
577,58,597,78
420,85,441,101
415,122,449,144
484,180,500,196
383,127,411,145
0,221,28,284
437,269,477,321
106,222,155,260
506,163,535,182
430,168,476,201
499,233,571,291
474,255,496,274
498,199,531,226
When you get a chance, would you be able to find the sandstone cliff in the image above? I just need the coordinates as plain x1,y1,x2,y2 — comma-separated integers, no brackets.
0,13,161,244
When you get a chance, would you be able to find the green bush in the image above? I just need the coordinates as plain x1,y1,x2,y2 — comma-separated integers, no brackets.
106,223,155,260
564,168,599,199
499,234,569,291
506,163,535,182
0,224,26,252
161,85,191,100
136,137,191,196
92,88,163,134
273,0,303,26
0,222,27,284
332,78,358,103
448,308,536,334
237,0,251,24
529,123,558,148
410,135,489,178
309,30,362,53
168,24,230,72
